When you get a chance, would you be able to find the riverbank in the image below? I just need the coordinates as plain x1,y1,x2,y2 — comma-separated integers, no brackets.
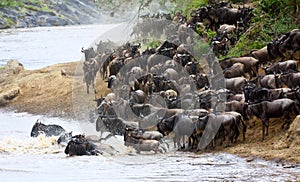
0,60,299,164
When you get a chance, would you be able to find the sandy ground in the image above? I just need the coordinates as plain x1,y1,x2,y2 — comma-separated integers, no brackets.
0,60,299,164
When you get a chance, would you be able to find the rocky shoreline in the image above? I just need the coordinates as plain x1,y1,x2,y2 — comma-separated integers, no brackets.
0,0,112,29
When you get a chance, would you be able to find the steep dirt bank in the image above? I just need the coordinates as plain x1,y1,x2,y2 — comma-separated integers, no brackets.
0,60,299,163
0,60,111,117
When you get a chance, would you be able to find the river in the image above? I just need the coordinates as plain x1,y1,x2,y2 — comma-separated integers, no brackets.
0,24,299,181
0,23,132,69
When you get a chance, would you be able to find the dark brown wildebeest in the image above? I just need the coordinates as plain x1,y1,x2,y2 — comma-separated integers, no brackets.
259,74,281,89
220,57,259,79
279,72,300,89
225,100,248,120
223,63,246,78
247,46,273,65
267,29,300,60
225,77,247,94
64,135,101,156
246,98,299,141
263,60,298,75
197,112,239,149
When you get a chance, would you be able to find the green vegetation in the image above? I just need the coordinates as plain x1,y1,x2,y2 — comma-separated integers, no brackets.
172,0,208,17
145,40,162,49
0,0,24,8
0,0,52,13
225,0,299,57
171,0,299,58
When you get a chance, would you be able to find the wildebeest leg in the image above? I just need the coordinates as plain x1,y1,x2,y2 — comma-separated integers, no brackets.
86,82,90,94
282,112,292,130
92,79,96,95
173,136,177,149
265,120,269,137
182,136,185,149
99,133,116,142
261,118,268,141
233,125,240,143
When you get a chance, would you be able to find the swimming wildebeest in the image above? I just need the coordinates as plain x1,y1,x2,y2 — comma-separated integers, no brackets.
30,120,65,137
64,134,102,156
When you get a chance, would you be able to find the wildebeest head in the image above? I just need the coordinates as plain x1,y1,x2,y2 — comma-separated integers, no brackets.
65,140,90,156
97,101,115,117
157,115,177,136
197,115,208,131
94,96,105,107
57,131,73,144
81,47,96,61
30,120,44,137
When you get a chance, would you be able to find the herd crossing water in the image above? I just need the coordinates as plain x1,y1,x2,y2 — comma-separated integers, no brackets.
0,25,299,181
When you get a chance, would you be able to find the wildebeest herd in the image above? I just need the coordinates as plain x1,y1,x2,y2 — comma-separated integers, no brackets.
80,27,299,154
30,2,300,156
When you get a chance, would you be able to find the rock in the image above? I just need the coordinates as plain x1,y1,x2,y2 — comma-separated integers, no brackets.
5,60,24,74
61,69,67,76
245,157,255,162
46,16,68,26
0,19,8,29
0,86,22,106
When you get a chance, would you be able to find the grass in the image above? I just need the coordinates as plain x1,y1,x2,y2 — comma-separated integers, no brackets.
222,0,299,58
0,0,24,8
0,0,53,12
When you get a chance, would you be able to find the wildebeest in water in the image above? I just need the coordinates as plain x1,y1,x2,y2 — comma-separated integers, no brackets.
30,120,66,137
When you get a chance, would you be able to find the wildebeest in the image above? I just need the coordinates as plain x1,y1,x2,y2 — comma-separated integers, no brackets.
197,112,239,149
83,58,99,94
263,60,298,74
129,90,148,106
223,63,246,78
81,47,96,62
225,100,248,120
267,29,300,60
259,74,281,89
124,128,163,153
57,131,73,144
248,46,272,65
64,135,101,156
225,77,247,94
124,128,163,141
157,113,196,149
279,72,300,89
30,120,65,137
220,57,259,78
246,98,299,141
